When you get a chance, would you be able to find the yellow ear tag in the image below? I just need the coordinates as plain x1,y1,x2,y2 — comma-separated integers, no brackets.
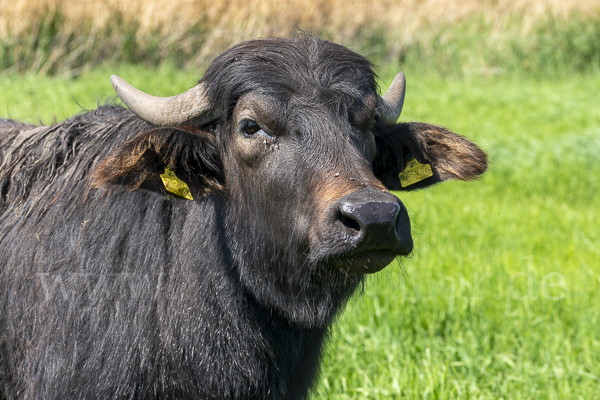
399,154,433,188
160,165,194,200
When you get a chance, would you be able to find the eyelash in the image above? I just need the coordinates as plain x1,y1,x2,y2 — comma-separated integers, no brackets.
240,120,262,136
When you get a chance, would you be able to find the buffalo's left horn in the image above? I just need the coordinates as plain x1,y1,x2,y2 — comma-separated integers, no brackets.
110,75,220,127
377,72,406,125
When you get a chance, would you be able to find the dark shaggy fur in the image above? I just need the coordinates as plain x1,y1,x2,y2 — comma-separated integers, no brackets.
0,36,487,399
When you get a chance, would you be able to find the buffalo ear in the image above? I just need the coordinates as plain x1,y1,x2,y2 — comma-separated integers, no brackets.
373,122,487,191
93,127,223,198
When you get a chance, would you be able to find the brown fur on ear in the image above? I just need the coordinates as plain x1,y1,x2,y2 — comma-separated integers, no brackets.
373,122,488,191
405,122,488,181
93,127,223,197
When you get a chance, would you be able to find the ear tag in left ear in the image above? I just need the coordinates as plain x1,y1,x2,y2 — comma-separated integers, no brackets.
160,165,194,200
399,154,433,188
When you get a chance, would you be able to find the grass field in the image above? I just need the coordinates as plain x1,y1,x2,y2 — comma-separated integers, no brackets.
1,0,599,75
1,66,598,398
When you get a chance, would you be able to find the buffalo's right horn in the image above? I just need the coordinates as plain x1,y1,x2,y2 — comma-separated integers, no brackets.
110,75,220,127
377,72,406,125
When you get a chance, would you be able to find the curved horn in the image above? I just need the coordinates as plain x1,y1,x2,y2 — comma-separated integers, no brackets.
377,72,406,125
110,75,220,127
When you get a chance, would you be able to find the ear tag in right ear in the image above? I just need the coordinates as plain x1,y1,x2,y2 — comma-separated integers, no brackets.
399,154,433,188
160,165,194,200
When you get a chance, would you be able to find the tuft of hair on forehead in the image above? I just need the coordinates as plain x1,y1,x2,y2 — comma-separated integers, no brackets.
200,36,379,119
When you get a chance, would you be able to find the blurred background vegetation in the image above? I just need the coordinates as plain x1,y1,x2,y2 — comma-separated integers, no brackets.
1,0,599,399
1,0,599,77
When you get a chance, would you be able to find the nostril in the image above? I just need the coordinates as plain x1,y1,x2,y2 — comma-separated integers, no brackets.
338,200,403,249
339,213,361,234
331,190,411,257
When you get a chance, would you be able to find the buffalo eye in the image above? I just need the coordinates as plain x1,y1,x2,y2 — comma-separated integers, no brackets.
240,120,262,137
370,115,385,131
369,117,376,130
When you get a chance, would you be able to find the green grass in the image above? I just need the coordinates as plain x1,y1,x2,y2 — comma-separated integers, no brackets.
0,64,202,123
1,67,599,399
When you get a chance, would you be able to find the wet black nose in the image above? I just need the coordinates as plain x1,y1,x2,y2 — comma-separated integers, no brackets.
337,190,413,255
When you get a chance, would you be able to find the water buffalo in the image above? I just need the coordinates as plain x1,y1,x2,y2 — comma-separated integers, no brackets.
0,36,487,399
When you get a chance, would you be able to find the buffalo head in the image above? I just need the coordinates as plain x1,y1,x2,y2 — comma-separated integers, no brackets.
94,37,487,327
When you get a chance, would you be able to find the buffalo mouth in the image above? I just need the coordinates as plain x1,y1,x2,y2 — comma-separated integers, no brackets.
314,188,413,274
328,249,405,275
